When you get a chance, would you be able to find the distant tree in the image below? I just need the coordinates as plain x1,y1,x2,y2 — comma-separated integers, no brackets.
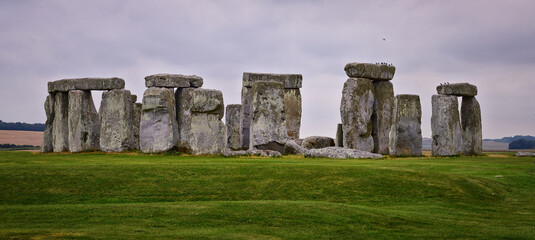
509,138,535,149
0,120,45,131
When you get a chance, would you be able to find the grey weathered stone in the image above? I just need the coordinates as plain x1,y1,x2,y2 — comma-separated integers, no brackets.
284,88,301,139
461,97,482,155
372,80,394,154
240,86,252,149
344,63,395,81
145,74,203,88
99,89,135,152
243,72,302,89
249,81,288,152
225,104,242,150
132,102,142,150
52,92,69,152
302,136,335,149
340,78,375,152
388,95,422,156
48,78,125,93
431,95,462,156
139,87,178,153
130,94,137,103
249,149,282,157
40,94,55,153
68,90,100,152
335,123,343,147
176,88,226,155
223,149,249,157
284,139,309,155
516,152,535,157
437,83,477,97
305,147,383,159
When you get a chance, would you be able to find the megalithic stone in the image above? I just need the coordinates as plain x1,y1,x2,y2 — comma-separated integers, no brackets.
99,89,135,152
249,81,288,153
68,90,100,152
240,86,252,149
139,87,178,153
431,95,462,156
284,88,302,139
389,95,422,156
461,96,482,155
52,92,69,152
372,81,394,154
340,78,375,152
132,102,142,150
335,123,343,147
40,94,55,153
226,104,242,150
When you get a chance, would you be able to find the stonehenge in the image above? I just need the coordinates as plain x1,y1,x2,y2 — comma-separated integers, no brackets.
225,104,242,150
139,87,177,153
340,78,375,152
99,89,136,152
389,95,422,156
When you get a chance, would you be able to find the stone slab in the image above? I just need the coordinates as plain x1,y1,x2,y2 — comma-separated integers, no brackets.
52,92,69,152
145,74,203,88
243,72,302,89
431,95,462,156
48,78,125,93
340,78,375,152
40,94,55,153
302,136,335,149
139,87,178,153
461,96,482,155
389,94,422,156
99,89,135,152
284,88,302,139
226,104,242,150
436,83,477,96
68,90,101,152
344,62,395,81
372,80,394,154
240,87,252,149
335,123,343,147
305,147,383,159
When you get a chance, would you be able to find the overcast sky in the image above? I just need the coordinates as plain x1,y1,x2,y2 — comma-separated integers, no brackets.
1,0,534,139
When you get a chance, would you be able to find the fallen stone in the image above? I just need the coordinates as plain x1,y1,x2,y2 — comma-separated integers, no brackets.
516,152,535,157
223,149,249,157
305,147,383,159
48,78,125,93
248,149,282,158
284,88,302,139
431,95,462,156
249,81,288,152
372,80,394,154
243,72,302,89
52,92,69,152
240,86,252,149
344,62,395,81
436,83,477,96
139,87,178,153
336,123,343,147
284,139,309,155
225,104,242,150
99,89,135,152
40,94,55,153
340,78,375,152
145,73,203,88
461,97,482,155
302,136,335,149
389,95,422,156
68,90,100,152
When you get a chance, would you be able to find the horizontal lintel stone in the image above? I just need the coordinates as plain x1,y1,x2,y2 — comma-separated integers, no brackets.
243,72,302,89
344,62,395,80
145,74,203,88
436,83,477,96
48,78,125,93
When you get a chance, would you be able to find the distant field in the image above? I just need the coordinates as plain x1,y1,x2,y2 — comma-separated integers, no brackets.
0,130,42,146
0,151,534,239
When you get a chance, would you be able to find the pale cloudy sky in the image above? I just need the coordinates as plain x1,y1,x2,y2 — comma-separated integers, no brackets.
1,0,534,139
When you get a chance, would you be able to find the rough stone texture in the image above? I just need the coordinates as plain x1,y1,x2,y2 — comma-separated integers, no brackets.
243,72,302,89
516,152,535,157
249,81,287,152
344,63,395,81
302,136,335,149
305,147,383,159
372,81,394,154
68,90,100,152
145,74,203,88
52,92,69,152
340,78,375,152
48,78,125,93
437,83,477,97
132,102,142,150
461,97,482,155
139,87,178,153
284,139,309,155
225,104,242,150
223,149,283,157
431,95,462,156
40,94,55,153
284,88,302,139
130,94,137,103
240,87,252,149
176,88,226,155
336,123,343,147
99,89,135,152
389,95,422,156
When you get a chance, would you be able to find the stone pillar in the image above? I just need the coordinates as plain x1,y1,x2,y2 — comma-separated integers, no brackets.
461,97,482,155
139,87,178,153
431,95,462,156
225,104,242,150
249,81,287,153
240,86,252,149
40,94,55,153
131,95,142,151
335,123,343,147
68,90,100,152
389,95,422,156
371,81,394,154
52,92,69,152
99,89,135,152
284,88,302,139
340,78,375,152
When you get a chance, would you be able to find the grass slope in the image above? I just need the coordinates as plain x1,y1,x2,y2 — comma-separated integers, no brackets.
0,151,534,239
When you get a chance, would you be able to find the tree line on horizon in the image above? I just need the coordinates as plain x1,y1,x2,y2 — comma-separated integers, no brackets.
0,120,45,132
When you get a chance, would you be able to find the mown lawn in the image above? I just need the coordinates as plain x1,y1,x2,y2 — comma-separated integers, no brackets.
0,151,534,239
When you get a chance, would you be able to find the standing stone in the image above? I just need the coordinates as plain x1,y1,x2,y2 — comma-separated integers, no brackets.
431,95,462,156
68,90,100,152
335,123,343,147
340,78,375,152
139,87,178,153
99,89,135,152
372,81,394,154
52,92,69,152
461,97,482,155
226,104,242,150
249,81,287,152
240,87,252,149
132,102,142,150
40,94,55,153
284,88,302,139
389,95,422,156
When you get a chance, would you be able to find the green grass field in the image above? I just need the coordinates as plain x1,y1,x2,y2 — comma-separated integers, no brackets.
0,151,534,239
